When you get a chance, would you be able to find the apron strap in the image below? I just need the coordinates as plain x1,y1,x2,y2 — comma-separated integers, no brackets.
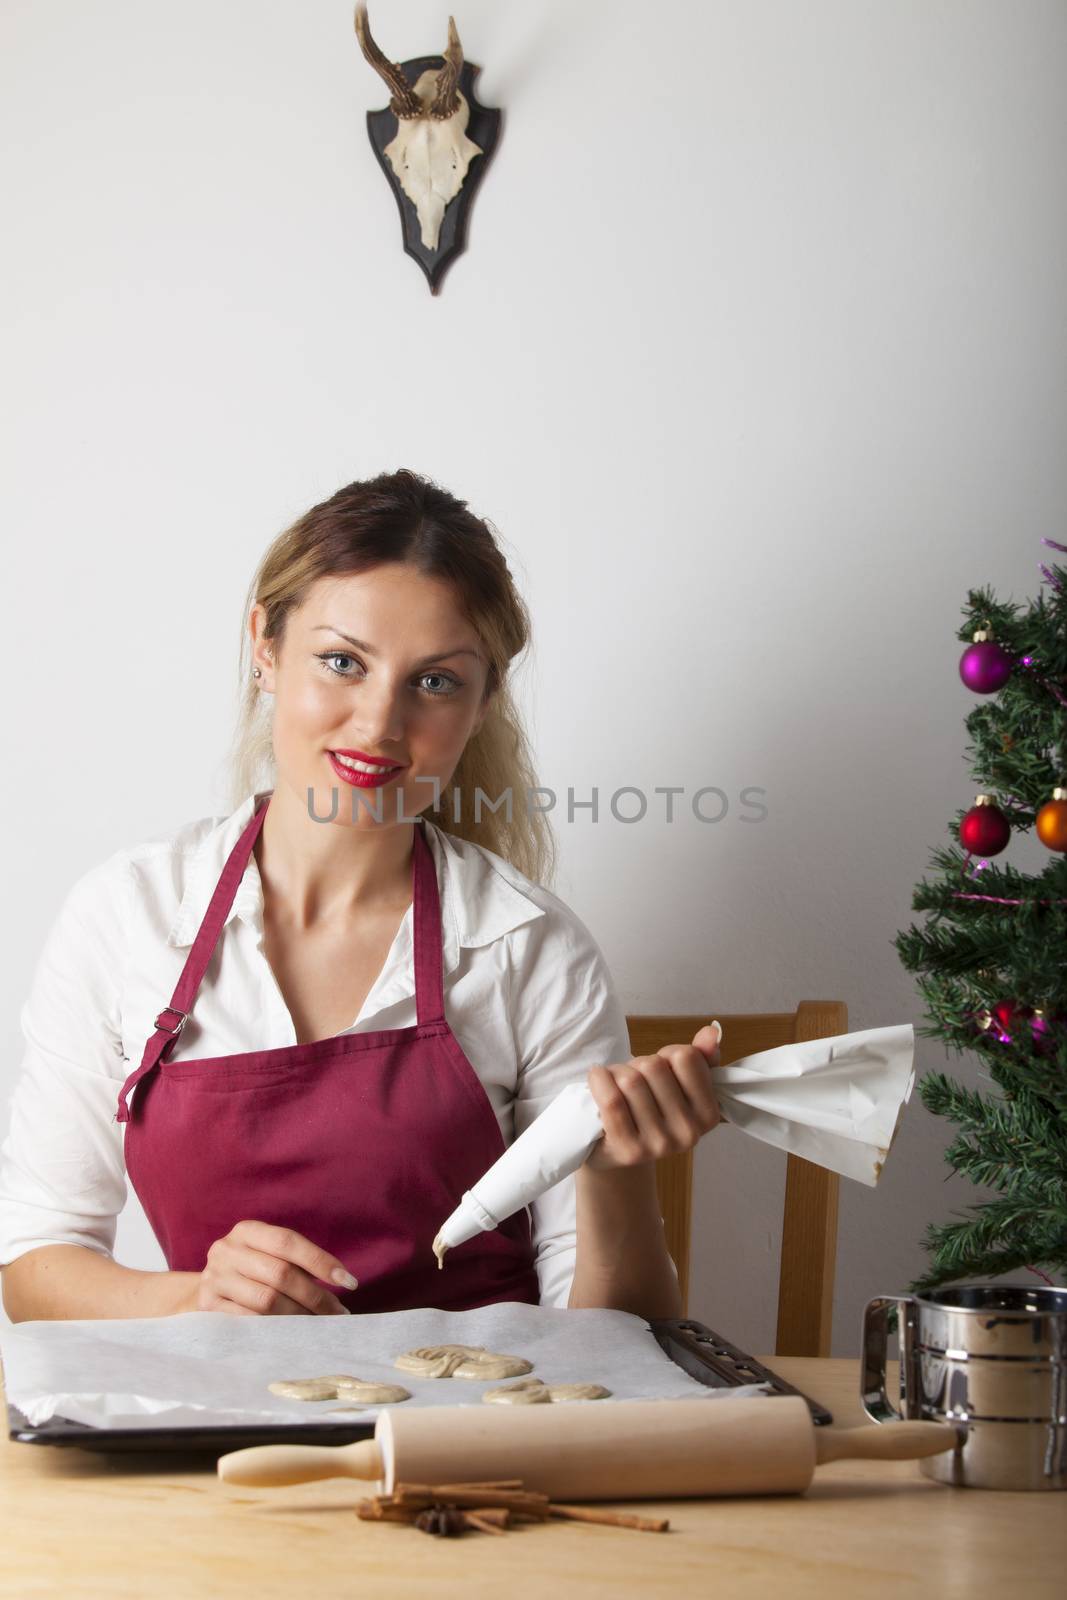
412,818,445,1029
117,801,447,1121
116,796,271,1123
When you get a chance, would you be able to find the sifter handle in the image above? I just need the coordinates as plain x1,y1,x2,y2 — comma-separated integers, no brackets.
217,1440,384,1486
861,1294,918,1422
815,1421,957,1465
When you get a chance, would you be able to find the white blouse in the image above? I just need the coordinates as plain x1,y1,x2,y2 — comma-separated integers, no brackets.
0,791,637,1309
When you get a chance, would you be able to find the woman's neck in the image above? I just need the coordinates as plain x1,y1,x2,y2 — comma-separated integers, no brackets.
254,785,416,932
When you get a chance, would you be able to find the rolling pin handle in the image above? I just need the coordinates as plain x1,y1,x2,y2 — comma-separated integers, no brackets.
814,1421,958,1466
217,1440,384,1486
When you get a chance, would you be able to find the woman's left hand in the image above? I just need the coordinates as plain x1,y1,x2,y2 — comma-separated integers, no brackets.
584,1022,724,1171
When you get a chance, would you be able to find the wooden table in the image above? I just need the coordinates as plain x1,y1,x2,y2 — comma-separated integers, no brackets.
3,1357,1064,1598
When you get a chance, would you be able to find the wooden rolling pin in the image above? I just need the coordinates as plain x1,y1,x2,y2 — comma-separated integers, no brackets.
217,1397,958,1501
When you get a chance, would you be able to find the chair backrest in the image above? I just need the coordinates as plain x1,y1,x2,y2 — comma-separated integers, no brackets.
626,1000,847,1357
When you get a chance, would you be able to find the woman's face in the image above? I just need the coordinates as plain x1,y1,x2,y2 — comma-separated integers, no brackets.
251,564,493,829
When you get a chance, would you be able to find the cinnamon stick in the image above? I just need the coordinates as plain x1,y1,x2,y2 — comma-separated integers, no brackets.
356,1480,670,1535
462,1511,510,1536
392,1484,551,1516
356,1501,421,1523
547,1502,670,1533
433,1479,525,1492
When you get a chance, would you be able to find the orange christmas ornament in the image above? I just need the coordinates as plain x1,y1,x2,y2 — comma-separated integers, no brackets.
1035,787,1067,852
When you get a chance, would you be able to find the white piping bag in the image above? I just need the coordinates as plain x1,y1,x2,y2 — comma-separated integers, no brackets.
433,1023,915,1266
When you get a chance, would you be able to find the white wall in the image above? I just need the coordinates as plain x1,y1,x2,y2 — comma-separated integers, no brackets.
2,0,1064,1351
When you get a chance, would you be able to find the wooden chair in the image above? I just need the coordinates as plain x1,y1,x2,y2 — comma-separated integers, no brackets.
627,999,848,1357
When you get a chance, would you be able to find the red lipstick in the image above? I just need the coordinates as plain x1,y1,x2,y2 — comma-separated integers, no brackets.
326,750,407,789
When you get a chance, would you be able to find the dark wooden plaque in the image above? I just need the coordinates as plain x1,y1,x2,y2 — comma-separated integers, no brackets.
364,55,501,294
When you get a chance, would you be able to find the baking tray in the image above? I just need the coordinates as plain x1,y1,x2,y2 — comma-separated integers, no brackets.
650,1320,832,1425
6,1317,831,1452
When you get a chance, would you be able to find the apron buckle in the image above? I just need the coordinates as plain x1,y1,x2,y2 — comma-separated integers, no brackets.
155,1008,187,1036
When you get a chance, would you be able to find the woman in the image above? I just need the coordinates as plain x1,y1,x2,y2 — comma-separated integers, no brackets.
0,469,722,1322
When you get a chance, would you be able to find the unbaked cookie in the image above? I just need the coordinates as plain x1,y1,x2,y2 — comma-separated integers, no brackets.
268,1377,342,1402
545,1382,612,1402
332,1379,412,1405
483,1379,612,1405
394,1344,534,1380
481,1378,551,1404
267,1375,411,1404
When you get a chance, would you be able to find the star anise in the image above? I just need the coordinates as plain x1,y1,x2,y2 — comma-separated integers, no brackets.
414,1504,466,1537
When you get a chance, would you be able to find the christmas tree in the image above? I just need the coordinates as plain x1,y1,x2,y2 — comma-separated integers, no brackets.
894,538,1067,1293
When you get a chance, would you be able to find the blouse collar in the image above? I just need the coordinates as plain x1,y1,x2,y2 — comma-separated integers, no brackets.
165,791,546,968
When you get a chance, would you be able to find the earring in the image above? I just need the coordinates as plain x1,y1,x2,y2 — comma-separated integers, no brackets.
253,667,262,678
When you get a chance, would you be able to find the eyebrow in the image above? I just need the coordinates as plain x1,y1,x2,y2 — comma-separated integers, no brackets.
311,626,482,668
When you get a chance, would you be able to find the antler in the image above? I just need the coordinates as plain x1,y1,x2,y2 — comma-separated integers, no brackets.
428,15,464,120
354,4,422,119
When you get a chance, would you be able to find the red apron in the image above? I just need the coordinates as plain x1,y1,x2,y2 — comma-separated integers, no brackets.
115,793,541,1312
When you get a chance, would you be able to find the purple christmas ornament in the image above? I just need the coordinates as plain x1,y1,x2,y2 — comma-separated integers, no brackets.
959,637,1013,694
1031,1009,1055,1055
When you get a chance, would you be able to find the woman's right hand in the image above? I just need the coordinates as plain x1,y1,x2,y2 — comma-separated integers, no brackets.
185,1221,358,1315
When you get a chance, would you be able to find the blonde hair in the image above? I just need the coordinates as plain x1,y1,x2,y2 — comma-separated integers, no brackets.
229,469,558,888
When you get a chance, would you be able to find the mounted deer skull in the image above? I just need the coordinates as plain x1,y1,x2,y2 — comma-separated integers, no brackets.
354,5,483,253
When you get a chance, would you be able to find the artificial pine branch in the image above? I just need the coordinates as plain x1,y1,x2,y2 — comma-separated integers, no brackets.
910,1243,1047,1297
910,1197,1067,1295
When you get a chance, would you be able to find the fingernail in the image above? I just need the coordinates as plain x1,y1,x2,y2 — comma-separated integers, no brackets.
709,1020,723,1042
331,1267,359,1290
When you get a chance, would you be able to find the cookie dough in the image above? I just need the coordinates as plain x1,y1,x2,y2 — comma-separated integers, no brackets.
268,1377,342,1402
334,1379,412,1405
482,1378,551,1405
267,1375,411,1404
483,1379,612,1405
394,1344,534,1380
545,1382,613,1402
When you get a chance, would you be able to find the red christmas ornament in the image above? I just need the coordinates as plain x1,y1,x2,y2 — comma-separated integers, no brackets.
959,624,1013,694
1035,787,1067,852
959,794,1011,856
992,999,1019,1035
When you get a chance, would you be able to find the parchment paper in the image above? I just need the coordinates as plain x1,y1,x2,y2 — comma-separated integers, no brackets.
0,1302,769,1431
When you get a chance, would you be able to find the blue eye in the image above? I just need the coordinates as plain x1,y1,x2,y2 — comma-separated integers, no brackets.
418,671,460,696
317,652,359,678
315,652,461,697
